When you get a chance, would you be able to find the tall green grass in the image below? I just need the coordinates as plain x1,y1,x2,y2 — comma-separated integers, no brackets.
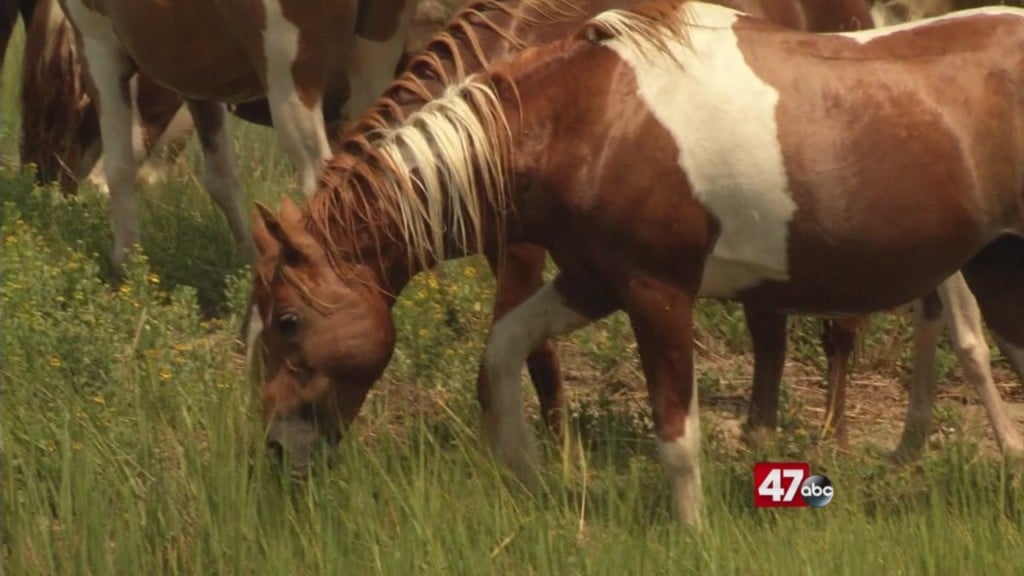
4,19,1024,575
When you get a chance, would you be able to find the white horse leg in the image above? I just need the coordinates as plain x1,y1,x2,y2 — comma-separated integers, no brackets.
939,273,1024,460
64,0,138,271
185,99,255,261
893,293,943,461
481,281,596,487
261,0,330,198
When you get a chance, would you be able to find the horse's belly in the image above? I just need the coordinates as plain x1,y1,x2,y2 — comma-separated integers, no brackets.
100,0,264,101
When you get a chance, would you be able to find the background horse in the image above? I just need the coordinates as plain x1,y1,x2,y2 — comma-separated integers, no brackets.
56,0,418,271
14,0,192,194
246,0,1024,527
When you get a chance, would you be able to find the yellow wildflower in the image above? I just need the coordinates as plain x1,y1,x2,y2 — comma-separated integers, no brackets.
147,273,160,285
426,275,439,289
417,328,430,338
159,369,172,381
91,394,105,405
4,235,16,246
49,356,62,368
463,266,477,279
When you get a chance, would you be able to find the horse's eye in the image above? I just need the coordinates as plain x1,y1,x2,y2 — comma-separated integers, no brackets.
275,313,300,338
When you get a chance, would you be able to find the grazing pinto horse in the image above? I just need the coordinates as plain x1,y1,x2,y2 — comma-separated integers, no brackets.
57,0,417,270
247,1,1024,527
246,0,886,465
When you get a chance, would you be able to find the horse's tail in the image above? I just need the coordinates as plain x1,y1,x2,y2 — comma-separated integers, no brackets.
20,0,98,194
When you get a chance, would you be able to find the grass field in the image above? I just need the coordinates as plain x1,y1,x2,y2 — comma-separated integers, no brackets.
3,18,1024,575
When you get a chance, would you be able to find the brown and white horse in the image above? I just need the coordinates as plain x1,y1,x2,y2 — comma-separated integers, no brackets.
244,0,886,462
247,1,1024,527
56,0,418,270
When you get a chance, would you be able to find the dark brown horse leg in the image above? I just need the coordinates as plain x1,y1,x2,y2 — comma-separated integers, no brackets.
742,303,788,446
625,277,702,528
480,243,564,440
0,0,22,66
820,316,864,448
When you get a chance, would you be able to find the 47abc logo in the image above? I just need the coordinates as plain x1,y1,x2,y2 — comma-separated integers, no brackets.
754,462,834,508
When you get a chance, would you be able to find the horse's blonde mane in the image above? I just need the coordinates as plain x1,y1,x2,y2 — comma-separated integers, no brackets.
579,0,695,63
309,74,513,278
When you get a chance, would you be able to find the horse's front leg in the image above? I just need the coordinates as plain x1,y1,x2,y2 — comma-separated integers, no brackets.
625,275,703,529
185,99,255,261
893,291,944,462
480,276,608,487
480,243,565,441
742,303,788,446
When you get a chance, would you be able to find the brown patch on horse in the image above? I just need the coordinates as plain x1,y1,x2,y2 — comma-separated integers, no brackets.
280,0,358,111
356,0,409,41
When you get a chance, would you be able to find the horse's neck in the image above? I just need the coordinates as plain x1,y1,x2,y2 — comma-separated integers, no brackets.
356,0,594,132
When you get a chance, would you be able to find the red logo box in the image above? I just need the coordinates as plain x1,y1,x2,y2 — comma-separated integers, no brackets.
754,462,811,508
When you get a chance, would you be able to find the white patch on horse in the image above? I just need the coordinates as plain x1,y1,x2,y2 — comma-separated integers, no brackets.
482,282,593,485
841,6,1024,43
601,3,797,299
260,0,331,197
657,378,702,529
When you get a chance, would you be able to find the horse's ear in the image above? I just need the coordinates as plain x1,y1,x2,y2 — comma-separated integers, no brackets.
251,205,280,256
254,198,320,264
279,194,304,226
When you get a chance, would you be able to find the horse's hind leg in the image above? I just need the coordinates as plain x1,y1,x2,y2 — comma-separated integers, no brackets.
938,273,1024,461
184,99,255,260
480,244,565,442
742,304,788,446
994,334,1024,384
820,316,864,448
962,235,1024,385
892,291,944,462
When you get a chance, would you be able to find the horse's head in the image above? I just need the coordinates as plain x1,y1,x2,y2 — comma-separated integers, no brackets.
248,194,397,470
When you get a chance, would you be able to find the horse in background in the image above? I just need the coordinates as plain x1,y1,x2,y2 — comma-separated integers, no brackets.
12,0,192,194
861,0,1024,461
47,0,417,272
872,0,1022,25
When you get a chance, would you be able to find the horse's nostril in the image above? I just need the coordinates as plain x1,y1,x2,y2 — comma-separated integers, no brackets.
266,439,285,462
